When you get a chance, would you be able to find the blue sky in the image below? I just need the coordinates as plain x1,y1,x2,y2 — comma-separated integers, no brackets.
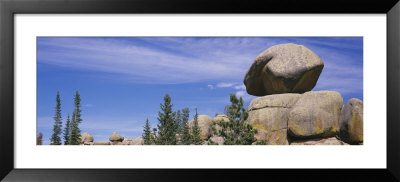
37,37,363,144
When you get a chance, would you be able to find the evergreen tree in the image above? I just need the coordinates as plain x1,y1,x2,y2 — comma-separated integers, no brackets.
217,94,257,145
180,108,191,145
63,113,71,145
175,110,182,133
36,132,43,145
50,91,62,145
181,108,190,131
155,94,177,145
69,90,82,145
142,118,152,145
181,123,191,145
191,108,202,145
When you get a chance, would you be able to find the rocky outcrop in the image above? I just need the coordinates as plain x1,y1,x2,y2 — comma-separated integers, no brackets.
245,90,352,145
339,98,363,144
244,43,324,96
122,137,144,145
290,137,349,145
213,114,229,123
109,132,124,142
287,91,343,139
80,132,94,145
211,114,229,136
93,141,110,145
209,136,224,145
247,93,301,145
189,115,213,140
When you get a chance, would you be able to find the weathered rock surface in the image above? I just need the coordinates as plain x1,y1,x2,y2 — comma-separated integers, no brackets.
339,98,363,144
210,114,229,136
109,132,124,142
248,93,302,111
122,137,144,145
244,43,324,96
93,141,110,145
246,93,301,145
189,115,213,140
80,132,94,145
209,136,225,145
287,91,343,138
213,114,229,123
290,137,349,145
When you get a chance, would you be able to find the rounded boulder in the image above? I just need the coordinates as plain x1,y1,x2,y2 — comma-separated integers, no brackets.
339,98,363,144
244,43,324,96
109,132,124,142
189,115,213,140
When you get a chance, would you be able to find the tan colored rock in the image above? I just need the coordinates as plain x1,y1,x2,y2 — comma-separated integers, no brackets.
246,94,301,145
111,141,123,145
109,132,124,142
254,128,288,145
189,115,213,140
339,98,363,144
290,137,349,145
287,91,343,138
213,114,229,123
93,141,110,145
122,137,144,145
209,136,225,145
248,93,301,111
210,114,230,136
80,132,94,144
244,43,324,96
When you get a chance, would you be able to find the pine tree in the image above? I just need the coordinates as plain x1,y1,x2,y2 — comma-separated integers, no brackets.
191,108,202,145
175,110,182,133
36,132,43,145
142,118,152,145
181,108,191,145
217,93,257,145
181,108,190,131
63,113,71,145
50,91,62,145
69,90,82,145
155,94,177,145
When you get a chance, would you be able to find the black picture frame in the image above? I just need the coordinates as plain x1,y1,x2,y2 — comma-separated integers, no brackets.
1,0,399,181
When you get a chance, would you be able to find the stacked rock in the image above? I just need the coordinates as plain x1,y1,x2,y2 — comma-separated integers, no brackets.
244,43,363,145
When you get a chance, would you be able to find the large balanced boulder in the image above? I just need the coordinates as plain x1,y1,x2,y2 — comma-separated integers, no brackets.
80,132,94,145
287,91,343,139
244,43,324,96
189,115,213,140
339,98,363,144
246,93,301,145
109,132,124,142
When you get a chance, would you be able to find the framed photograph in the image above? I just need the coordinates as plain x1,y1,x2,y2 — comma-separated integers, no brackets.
1,0,399,181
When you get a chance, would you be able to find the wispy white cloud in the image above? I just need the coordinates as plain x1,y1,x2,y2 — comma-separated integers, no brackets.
38,37,362,98
236,91,245,97
38,37,276,84
234,85,246,90
83,104,93,107
216,82,235,88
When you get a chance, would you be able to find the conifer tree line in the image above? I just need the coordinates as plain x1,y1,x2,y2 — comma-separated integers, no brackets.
46,91,263,145
48,90,83,145
142,93,264,145
142,94,202,145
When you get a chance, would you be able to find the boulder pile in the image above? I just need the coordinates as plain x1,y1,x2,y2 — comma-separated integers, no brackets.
244,43,363,145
